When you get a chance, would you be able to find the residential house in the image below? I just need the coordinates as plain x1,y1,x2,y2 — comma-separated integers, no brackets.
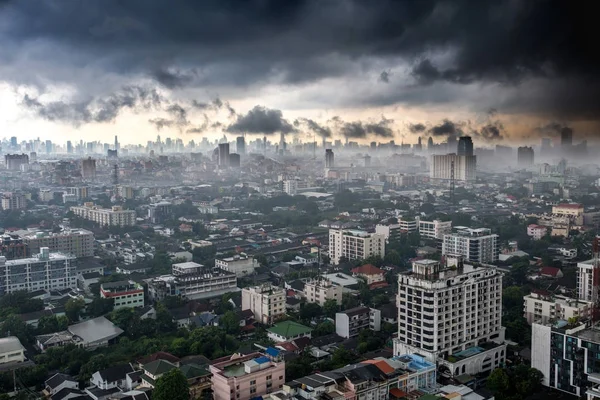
43,373,78,397
90,364,135,390
267,321,312,343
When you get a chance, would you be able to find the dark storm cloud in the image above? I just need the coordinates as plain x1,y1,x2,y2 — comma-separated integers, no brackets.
165,103,189,126
226,105,295,135
192,97,236,116
22,85,164,125
479,123,503,141
153,68,196,89
428,119,464,137
379,71,390,83
535,122,573,138
340,118,394,139
408,123,426,134
148,118,174,130
295,118,332,138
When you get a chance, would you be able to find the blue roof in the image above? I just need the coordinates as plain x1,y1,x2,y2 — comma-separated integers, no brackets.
254,356,270,364
265,347,280,357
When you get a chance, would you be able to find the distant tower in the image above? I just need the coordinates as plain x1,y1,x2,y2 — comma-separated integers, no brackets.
236,136,246,155
517,146,535,167
114,135,119,151
279,132,286,152
112,164,118,185
218,143,230,167
81,157,97,180
325,149,334,168
427,137,434,149
457,136,473,156
447,135,458,153
66,141,73,154
561,128,573,150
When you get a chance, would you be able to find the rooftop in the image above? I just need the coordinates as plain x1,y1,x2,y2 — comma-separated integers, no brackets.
267,321,312,338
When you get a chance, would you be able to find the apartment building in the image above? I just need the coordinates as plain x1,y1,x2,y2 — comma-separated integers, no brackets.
577,258,600,303
523,291,593,325
1,192,26,210
442,227,499,263
419,219,452,240
147,201,172,224
304,278,343,306
335,306,381,338
328,229,385,265
147,262,238,301
431,154,477,182
376,219,452,242
210,351,285,400
527,224,548,240
241,285,286,325
17,228,94,258
216,255,258,277
394,256,506,376
70,202,136,227
0,248,76,295
100,280,145,309
552,203,585,226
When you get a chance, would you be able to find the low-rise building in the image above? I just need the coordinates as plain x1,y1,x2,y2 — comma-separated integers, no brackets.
100,280,145,309
335,306,381,338
304,278,343,306
35,316,124,352
527,224,548,240
419,219,452,240
215,255,258,277
267,321,312,343
524,291,592,325
242,285,286,325
210,351,285,400
351,264,386,285
70,202,136,227
17,228,94,258
552,203,584,226
0,336,25,365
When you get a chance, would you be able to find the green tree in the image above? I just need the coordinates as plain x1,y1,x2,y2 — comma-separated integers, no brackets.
299,303,322,321
330,346,356,368
509,261,530,286
0,315,32,344
487,368,510,395
322,299,339,319
153,368,190,400
341,293,359,310
87,297,115,318
384,250,402,266
36,315,69,335
65,298,85,322
313,321,335,337
79,354,110,382
220,311,241,335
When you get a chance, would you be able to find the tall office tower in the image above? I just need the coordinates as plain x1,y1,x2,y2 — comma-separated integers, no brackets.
442,227,499,263
561,128,573,150
81,157,97,180
457,136,473,156
4,154,29,171
236,136,246,155
540,138,552,155
45,140,52,154
446,135,458,153
114,135,119,151
279,132,286,152
431,154,477,182
66,141,73,154
394,256,506,376
577,238,600,303
517,146,535,167
415,136,422,151
427,137,434,150
218,143,230,167
229,153,240,168
325,149,334,168
10,137,17,149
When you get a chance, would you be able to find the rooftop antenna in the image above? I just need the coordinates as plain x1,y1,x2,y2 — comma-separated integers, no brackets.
450,160,455,206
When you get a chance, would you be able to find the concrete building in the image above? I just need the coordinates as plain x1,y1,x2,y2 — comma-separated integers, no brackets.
229,153,241,168
553,203,585,226
351,264,386,285
0,248,76,295
577,258,600,303
1,192,26,210
100,280,145,309
147,262,238,301
419,219,452,240
0,336,26,365
71,202,136,227
241,285,286,325
430,154,477,182
325,149,334,168
517,146,535,167
523,291,593,325
457,136,474,156
304,278,343,306
328,229,385,265
527,224,548,240
81,157,97,180
335,306,381,338
442,227,499,263
4,154,29,171
147,201,172,224
210,351,285,400
17,228,94,258
283,180,298,195
375,223,404,242
218,143,229,167
394,256,506,377
216,255,258,277
531,320,600,398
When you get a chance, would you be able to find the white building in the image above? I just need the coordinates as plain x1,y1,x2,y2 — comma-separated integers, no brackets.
523,291,592,325
0,248,76,295
0,336,25,365
1,192,26,210
527,224,548,240
17,228,94,258
328,229,385,265
215,255,258,277
70,202,136,227
241,285,286,325
419,219,452,240
577,258,600,303
100,281,145,309
394,256,506,376
335,306,381,338
283,180,298,195
304,279,343,306
442,227,499,263
431,154,477,182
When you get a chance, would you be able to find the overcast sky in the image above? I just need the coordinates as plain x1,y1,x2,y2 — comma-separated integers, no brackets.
0,0,597,146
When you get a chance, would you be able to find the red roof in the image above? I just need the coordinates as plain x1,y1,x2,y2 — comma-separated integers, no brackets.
362,359,394,374
137,351,180,365
540,266,561,277
351,264,385,276
389,388,408,399
556,203,583,209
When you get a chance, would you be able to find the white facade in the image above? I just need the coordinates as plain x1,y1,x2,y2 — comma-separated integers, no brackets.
328,229,385,265
523,292,593,325
0,336,25,365
527,224,548,240
394,256,505,371
578,259,600,303
100,281,145,309
531,323,552,387
419,219,452,240
283,180,298,195
70,202,136,227
215,255,258,277
442,227,499,263
19,228,94,258
304,279,343,306
0,249,76,295
431,154,477,182
241,285,286,325
335,306,381,338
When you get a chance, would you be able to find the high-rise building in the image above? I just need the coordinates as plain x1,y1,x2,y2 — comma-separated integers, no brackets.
427,137,434,149
241,284,286,324
81,157,97,180
147,201,172,224
1,193,26,210
447,135,458,153
561,128,573,149
394,256,506,376
9,136,17,149
229,153,240,168
236,136,246,155
457,136,473,156
517,146,535,167
114,135,119,151
45,140,52,154
325,149,334,168
67,141,73,154
541,138,552,154
218,143,229,167
4,154,29,171
283,180,298,195
442,227,499,263
430,154,476,182
328,229,386,265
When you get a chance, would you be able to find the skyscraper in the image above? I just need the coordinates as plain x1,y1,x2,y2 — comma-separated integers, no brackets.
114,135,119,151
67,141,73,154
81,157,97,180
457,136,473,156
517,146,535,167
427,137,434,149
218,143,230,167
325,149,334,168
447,135,458,153
236,136,246,155
10,136,17,149
561,128,573,149
279,132,286,152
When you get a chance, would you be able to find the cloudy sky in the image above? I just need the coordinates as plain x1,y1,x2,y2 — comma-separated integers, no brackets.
0,0,597,146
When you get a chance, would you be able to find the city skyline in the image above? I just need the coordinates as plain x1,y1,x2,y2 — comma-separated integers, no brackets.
0,0,598,145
